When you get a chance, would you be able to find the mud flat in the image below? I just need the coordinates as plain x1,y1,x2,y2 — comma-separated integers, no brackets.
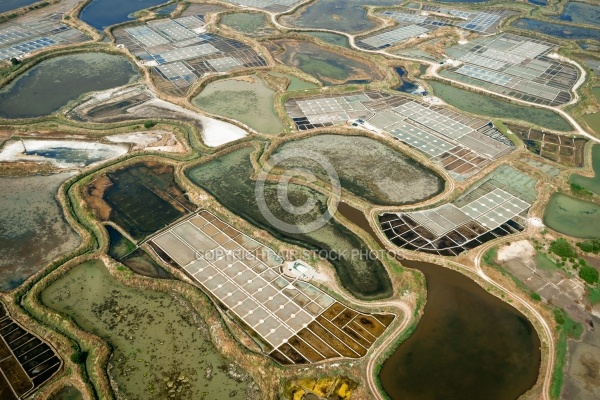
0,173,81,291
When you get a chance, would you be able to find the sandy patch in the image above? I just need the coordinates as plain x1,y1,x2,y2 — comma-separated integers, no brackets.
106,130,184,153
497,240,536,265
129,99,248,147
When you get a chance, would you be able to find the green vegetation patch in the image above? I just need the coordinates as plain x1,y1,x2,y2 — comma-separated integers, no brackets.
577,239,600,254
549,238,578,258
578,265,599,285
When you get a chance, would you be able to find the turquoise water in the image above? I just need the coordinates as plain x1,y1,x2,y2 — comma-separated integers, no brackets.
80,0,167,30
570,145,600,195
543,193,600,238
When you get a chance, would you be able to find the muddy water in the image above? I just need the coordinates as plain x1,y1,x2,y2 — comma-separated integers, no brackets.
0,53,139,119
41,260,254,400
0,173,81,291
380,260,542,400
336,202,541,399
271,40,383,86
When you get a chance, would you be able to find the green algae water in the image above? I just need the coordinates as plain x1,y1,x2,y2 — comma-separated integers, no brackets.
186,146,393,300
41,260,254,400
570,144,600,195
193,75,283,134
428,81,572,131
543,193,600,238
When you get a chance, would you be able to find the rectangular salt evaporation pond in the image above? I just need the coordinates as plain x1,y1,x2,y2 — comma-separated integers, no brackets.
150,211,395,364
0,140,129,168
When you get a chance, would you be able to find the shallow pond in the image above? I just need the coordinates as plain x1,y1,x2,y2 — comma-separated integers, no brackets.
584,112,600,135
270,40,383,86
543,193,600,238
87,162,196,241
106,225,173,279
0,173,81,291
80,0,167,30
281,0,401,33
570,144,600,195
155,3,177,16
551,2,600,26
0,53,139,119
41,260,253,400
0,0,39,13
393,67,420,94
304,31,351,48
562,315,600,400
192,75,283,135
428,80,572,131
48,386,84,400
220,12,276,36
512,18,600,41
380,260,541,400
0,139,128,168
272,134,444,205
186,146,393,300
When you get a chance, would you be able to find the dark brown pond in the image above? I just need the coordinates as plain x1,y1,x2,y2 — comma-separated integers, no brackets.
379,260,541,400
337,202,542,399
